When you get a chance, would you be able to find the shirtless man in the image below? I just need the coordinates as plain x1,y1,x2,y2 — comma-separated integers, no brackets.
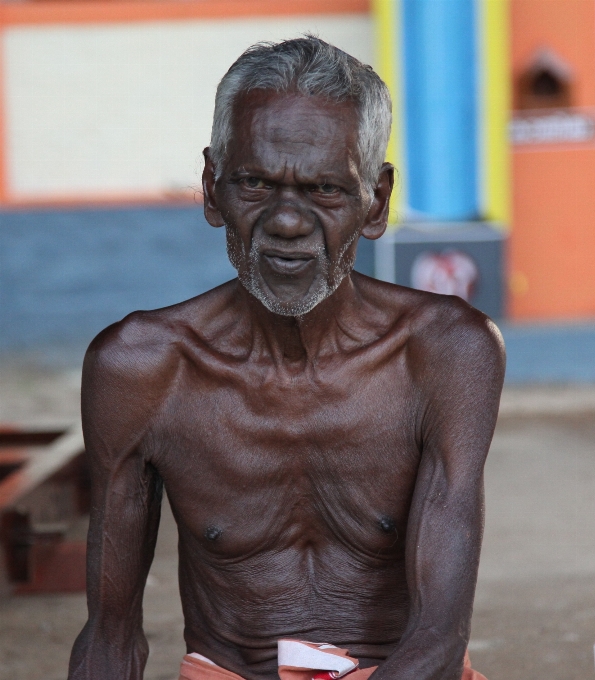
68,37,505,680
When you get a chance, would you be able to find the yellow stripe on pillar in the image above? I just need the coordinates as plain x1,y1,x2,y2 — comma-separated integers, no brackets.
372,0,405,227
479,0,512,228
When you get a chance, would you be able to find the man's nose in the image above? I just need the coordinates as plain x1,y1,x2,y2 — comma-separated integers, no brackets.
262,192,315,239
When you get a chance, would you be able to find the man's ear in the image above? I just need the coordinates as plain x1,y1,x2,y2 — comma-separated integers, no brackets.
202,147,225,228
360,163,394,240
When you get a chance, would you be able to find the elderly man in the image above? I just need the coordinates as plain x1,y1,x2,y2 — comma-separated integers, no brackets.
68,37,504,680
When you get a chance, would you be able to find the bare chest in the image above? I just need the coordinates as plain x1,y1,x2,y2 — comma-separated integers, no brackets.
151,360,421,560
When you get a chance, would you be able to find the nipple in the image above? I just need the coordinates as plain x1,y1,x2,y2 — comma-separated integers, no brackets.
205,526,223,541
379,516,397,536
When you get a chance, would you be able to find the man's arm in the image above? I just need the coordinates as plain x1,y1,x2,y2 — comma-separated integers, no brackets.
68,316,171,680
374,302,505,680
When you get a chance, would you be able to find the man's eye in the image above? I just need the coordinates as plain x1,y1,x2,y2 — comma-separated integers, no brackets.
243,177,267,189
314,184,340,195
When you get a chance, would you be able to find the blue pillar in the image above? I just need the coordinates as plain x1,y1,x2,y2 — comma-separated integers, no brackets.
403,0,478,220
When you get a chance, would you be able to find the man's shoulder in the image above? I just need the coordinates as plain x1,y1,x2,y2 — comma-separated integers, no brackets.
410,288,503,353
84,280,240,379
355,273,505,364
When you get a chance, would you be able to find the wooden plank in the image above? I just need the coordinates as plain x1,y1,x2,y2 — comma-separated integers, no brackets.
0,424,84,512
0,430,65,447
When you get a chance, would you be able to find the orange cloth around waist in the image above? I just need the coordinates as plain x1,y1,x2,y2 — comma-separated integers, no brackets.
178,641,487,680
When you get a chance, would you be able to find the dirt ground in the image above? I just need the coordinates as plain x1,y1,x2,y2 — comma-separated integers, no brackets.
0,364,594,680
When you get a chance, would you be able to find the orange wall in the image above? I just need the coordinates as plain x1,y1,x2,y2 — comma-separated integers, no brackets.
510,0,595,320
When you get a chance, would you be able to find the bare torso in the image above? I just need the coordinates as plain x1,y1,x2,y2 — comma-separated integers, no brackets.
69,273,504,680
158,280,420,674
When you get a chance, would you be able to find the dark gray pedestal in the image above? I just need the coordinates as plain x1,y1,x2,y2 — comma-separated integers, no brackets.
375,222,506,320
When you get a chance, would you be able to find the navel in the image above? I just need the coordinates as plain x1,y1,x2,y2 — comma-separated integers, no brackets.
378,515,397,536
205,526,223,541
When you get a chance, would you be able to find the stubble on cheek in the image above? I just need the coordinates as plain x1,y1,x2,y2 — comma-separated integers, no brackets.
225,223,246,274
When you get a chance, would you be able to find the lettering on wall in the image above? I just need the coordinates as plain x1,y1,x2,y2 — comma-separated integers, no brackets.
510,111,595,145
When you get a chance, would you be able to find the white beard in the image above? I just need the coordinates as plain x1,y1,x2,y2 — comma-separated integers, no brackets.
225,226,358,317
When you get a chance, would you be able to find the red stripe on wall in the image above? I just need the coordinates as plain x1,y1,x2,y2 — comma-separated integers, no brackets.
2,193,204,211
0,0,370,27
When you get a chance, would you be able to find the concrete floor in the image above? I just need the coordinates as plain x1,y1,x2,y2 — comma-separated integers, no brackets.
0,367,594,680
471,412,595,680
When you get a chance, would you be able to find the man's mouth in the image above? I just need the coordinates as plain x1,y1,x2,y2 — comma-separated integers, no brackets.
262,250,316,275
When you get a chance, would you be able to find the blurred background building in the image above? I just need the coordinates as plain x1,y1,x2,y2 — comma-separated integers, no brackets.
1,5,594,678
0,0,594,381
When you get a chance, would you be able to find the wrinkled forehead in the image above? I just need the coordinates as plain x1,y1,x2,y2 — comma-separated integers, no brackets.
226,90,362,180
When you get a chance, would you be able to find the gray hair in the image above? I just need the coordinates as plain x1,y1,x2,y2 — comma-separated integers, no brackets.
209,35,392,193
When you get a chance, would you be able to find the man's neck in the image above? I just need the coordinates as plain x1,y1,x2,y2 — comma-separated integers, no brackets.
237,275,363,367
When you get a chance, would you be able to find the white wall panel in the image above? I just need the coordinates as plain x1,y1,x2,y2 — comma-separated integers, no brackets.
4,15,373,199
